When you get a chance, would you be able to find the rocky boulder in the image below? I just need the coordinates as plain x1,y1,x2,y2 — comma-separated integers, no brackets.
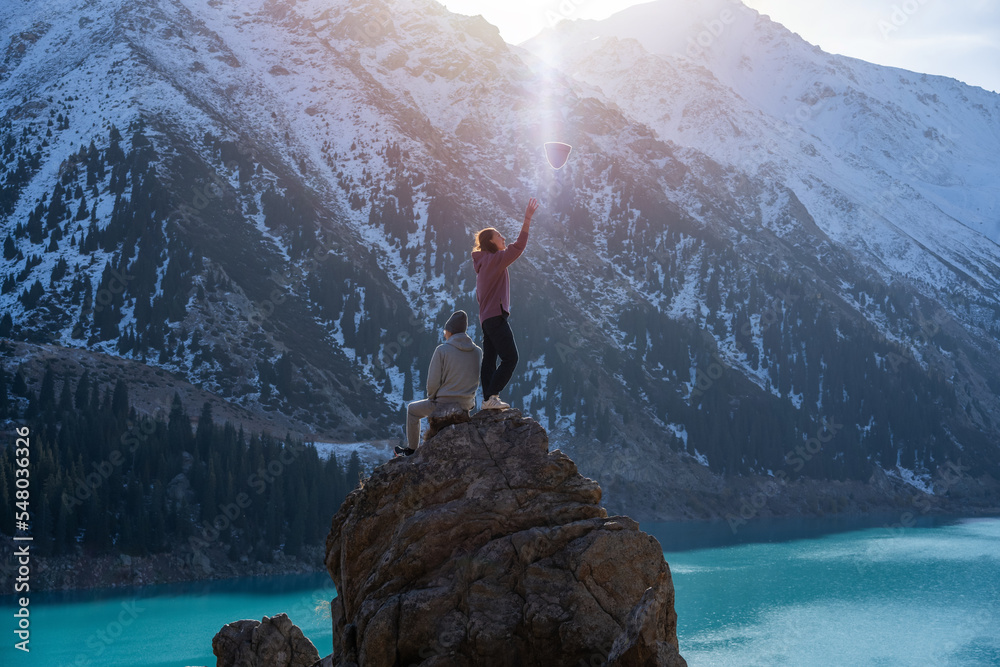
212,612,321,667
423,401,472,441
325,409,687,666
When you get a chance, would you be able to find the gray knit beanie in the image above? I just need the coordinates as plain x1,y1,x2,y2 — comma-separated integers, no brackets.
444,310,468,334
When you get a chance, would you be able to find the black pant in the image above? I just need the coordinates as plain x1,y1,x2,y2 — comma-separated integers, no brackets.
481,315,518,399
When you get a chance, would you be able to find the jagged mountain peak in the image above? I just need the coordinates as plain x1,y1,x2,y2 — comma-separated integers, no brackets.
2,0,1000,520
522,0,1000,303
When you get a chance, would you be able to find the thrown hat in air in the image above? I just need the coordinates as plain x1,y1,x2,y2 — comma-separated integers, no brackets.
445,310,468,334
544,142,573,169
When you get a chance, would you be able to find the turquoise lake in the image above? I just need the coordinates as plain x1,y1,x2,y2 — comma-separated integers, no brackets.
3,516,998,666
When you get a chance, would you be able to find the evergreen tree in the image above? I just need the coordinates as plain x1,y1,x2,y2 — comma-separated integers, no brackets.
196,401,213,460
74,370,90,409
20,280,44,309
167,393,192,452
58,372,74,412
0,367,8,418
12,369,28,396
38,365,55,411
111,378,129,419
346,451,362,489
0,373,354,561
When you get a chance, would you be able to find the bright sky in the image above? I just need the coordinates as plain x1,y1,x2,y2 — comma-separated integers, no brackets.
436,0,1000,93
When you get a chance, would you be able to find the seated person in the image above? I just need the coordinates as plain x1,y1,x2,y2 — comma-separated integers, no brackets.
396,310,483,456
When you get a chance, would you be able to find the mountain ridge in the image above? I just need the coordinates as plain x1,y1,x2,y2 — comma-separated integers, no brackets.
1,0,999,535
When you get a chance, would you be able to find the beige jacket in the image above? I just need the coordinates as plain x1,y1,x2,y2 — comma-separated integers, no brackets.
427,333,482,410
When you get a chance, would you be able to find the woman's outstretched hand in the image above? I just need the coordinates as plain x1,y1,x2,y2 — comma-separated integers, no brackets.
525,197,540,222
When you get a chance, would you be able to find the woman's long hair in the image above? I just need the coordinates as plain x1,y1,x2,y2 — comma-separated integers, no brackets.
474,227,499,253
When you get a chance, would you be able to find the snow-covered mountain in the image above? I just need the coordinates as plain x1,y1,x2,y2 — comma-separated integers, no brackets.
2,0,999,519
522,0,1000,306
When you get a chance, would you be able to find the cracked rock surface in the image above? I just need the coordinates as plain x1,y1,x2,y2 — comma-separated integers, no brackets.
325,409,687,667
212,612,321,667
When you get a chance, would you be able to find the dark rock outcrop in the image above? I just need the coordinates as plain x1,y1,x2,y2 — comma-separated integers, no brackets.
325,409,686,666
423,402,472,441
212,612,321,667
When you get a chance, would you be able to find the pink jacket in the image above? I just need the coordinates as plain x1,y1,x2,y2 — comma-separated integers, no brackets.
472,228,529,322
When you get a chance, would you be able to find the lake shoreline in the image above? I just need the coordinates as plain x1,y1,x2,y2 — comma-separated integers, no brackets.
7,503,999,595
14,519,998,667
0,541,328,596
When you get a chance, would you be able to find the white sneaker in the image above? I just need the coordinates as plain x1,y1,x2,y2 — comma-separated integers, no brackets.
481,395,510,410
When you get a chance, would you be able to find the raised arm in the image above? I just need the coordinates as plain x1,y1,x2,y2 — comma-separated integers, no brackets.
502,197,539,265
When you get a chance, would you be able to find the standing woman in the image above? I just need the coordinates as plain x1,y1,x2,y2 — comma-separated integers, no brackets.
473,197,540,410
